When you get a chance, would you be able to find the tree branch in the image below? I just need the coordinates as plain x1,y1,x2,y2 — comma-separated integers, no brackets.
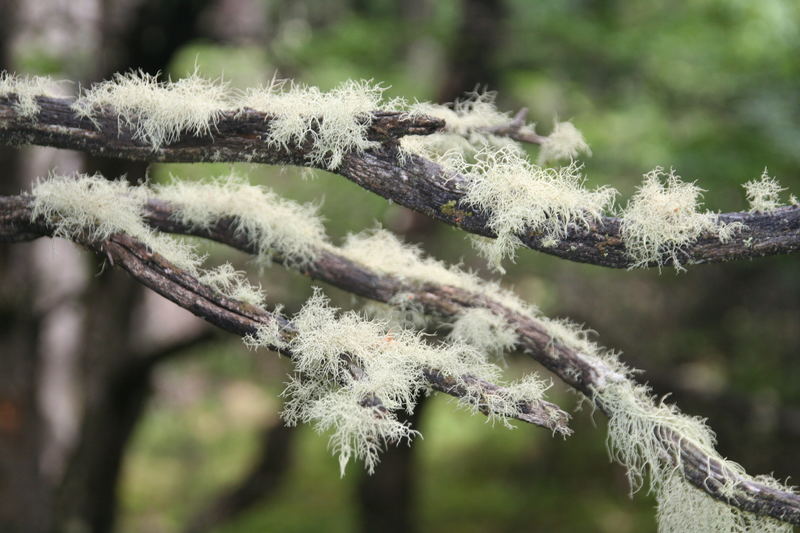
1,94,797,268
0,197,569,435
482,108,547,145
4,192,790,524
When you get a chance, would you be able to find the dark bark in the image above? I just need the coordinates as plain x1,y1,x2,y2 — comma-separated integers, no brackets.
0,95,797,268
2,192,798,525
438,0,507,102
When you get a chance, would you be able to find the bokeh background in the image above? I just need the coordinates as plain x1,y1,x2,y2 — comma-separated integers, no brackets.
1,1,799,532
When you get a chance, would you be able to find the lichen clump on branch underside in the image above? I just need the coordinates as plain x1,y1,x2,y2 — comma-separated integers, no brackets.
620,168,742,270
245,289,554,476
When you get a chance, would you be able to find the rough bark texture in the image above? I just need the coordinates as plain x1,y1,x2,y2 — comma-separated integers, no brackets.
0,95,797,268
2,193,798,525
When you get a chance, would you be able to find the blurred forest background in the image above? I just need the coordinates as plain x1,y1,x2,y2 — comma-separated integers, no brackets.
1,0,799,532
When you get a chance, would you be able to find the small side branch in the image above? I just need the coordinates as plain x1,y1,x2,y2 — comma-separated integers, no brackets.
482,108,547,145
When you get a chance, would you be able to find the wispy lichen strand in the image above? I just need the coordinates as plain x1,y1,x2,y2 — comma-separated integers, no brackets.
247,289,552,475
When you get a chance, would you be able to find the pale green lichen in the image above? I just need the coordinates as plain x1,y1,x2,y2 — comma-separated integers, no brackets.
72,69,230,150
461,146,616,272
743,169,786,213
597,379,793,533
198,263,264,307
0,72,62,118
339,227,537,317
251,289,548,475
156,174,327,267
240,78,386,169
400,91,525,163
533,309,794,533
620,168,742,270
362,293,431,330
459,373,552,429
448,307,517,361
537,121,592,165
30,173,263,306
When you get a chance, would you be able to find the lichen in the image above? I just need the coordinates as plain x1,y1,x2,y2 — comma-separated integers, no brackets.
250,289,549,475
72,69,230,150
537,121,592,165
461,146,616,272
448,307,517,361
240,78,385,169
399,91,524,163
743,169,786,213
597,379,793,533
30,173,263,306
620,168,742,270
0,72,61,118
156,174,327,267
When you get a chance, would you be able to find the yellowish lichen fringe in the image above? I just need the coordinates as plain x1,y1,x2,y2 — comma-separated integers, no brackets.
537,121,592,165
620,168,743,270
339,227,537,317
461,146,616,272
0,72,62,118
245,288,550,475
30,173,263,306
240,78,386,169
597,379,793,533
156,174,327,267
72,69,230,150
448,307,517,361
400,91,525,162
743,169,788,213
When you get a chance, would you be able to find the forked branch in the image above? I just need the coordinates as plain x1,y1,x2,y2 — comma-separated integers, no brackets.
0,196,569,435
1,192,796,525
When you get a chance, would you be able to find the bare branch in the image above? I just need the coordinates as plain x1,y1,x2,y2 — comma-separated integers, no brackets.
1,94,797,268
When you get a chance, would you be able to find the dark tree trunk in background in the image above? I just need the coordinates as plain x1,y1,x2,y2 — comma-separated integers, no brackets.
438,0,506,103
357,3,506,530
183,422,295,533
357,395,428,533
53,1,216,531
0,2,52,530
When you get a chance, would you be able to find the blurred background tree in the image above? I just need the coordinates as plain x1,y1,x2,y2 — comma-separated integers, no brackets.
0,0,798,532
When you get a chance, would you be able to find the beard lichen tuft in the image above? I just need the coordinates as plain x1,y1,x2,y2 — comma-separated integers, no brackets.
743,169,788,213
156,173,327,267
248,289,551,475
620,168,743,270
30,173,263,306
72,69,230,150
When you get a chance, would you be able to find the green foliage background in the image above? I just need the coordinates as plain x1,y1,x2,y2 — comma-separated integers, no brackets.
24,1,800,531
